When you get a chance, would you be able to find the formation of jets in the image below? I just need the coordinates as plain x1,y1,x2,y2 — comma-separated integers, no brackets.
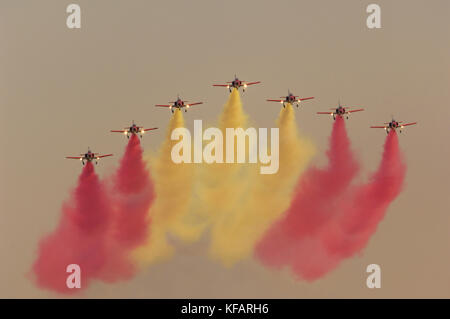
66,75,417,166
67,122,158,165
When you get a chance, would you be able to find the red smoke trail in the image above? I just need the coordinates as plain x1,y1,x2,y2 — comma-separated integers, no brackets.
256,124,406,281
32,162,112,293
111,134,154,248
97,134,155,282
32,135,155,292
255,117,359,279
323,131,406,258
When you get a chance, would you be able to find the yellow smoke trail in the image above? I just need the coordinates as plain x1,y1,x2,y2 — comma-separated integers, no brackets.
134,92,315,268
191,89,253,237
133,110,195,266
209,103,315,266
144,88,253,249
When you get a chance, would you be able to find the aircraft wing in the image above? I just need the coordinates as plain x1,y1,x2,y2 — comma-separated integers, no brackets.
212,84,229,87
370,126,387,129
97,154,113,158
111,130,126,133
317,112,334,115
66,156,82,159
187,102,203,107
346,108,364,113
245,81,261,86
155,104,172,107
143,127,158,131
267,99,284,103
401,122,417,127
299,97,314,102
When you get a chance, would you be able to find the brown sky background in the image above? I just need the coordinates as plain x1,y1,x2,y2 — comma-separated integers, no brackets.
0,0,449,298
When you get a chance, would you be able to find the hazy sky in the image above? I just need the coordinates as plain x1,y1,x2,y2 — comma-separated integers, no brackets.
0,0,449,298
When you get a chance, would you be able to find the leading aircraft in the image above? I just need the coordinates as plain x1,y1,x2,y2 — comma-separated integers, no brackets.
213,75,261,92
155,96,203,113
371,118,417,134
111,121,158,139
66,148,113,165
267,90,314,108
317,101,364,120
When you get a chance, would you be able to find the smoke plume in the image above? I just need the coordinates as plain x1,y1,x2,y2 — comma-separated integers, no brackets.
32,162,112,293
256,119,405,281
134,110,195,266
